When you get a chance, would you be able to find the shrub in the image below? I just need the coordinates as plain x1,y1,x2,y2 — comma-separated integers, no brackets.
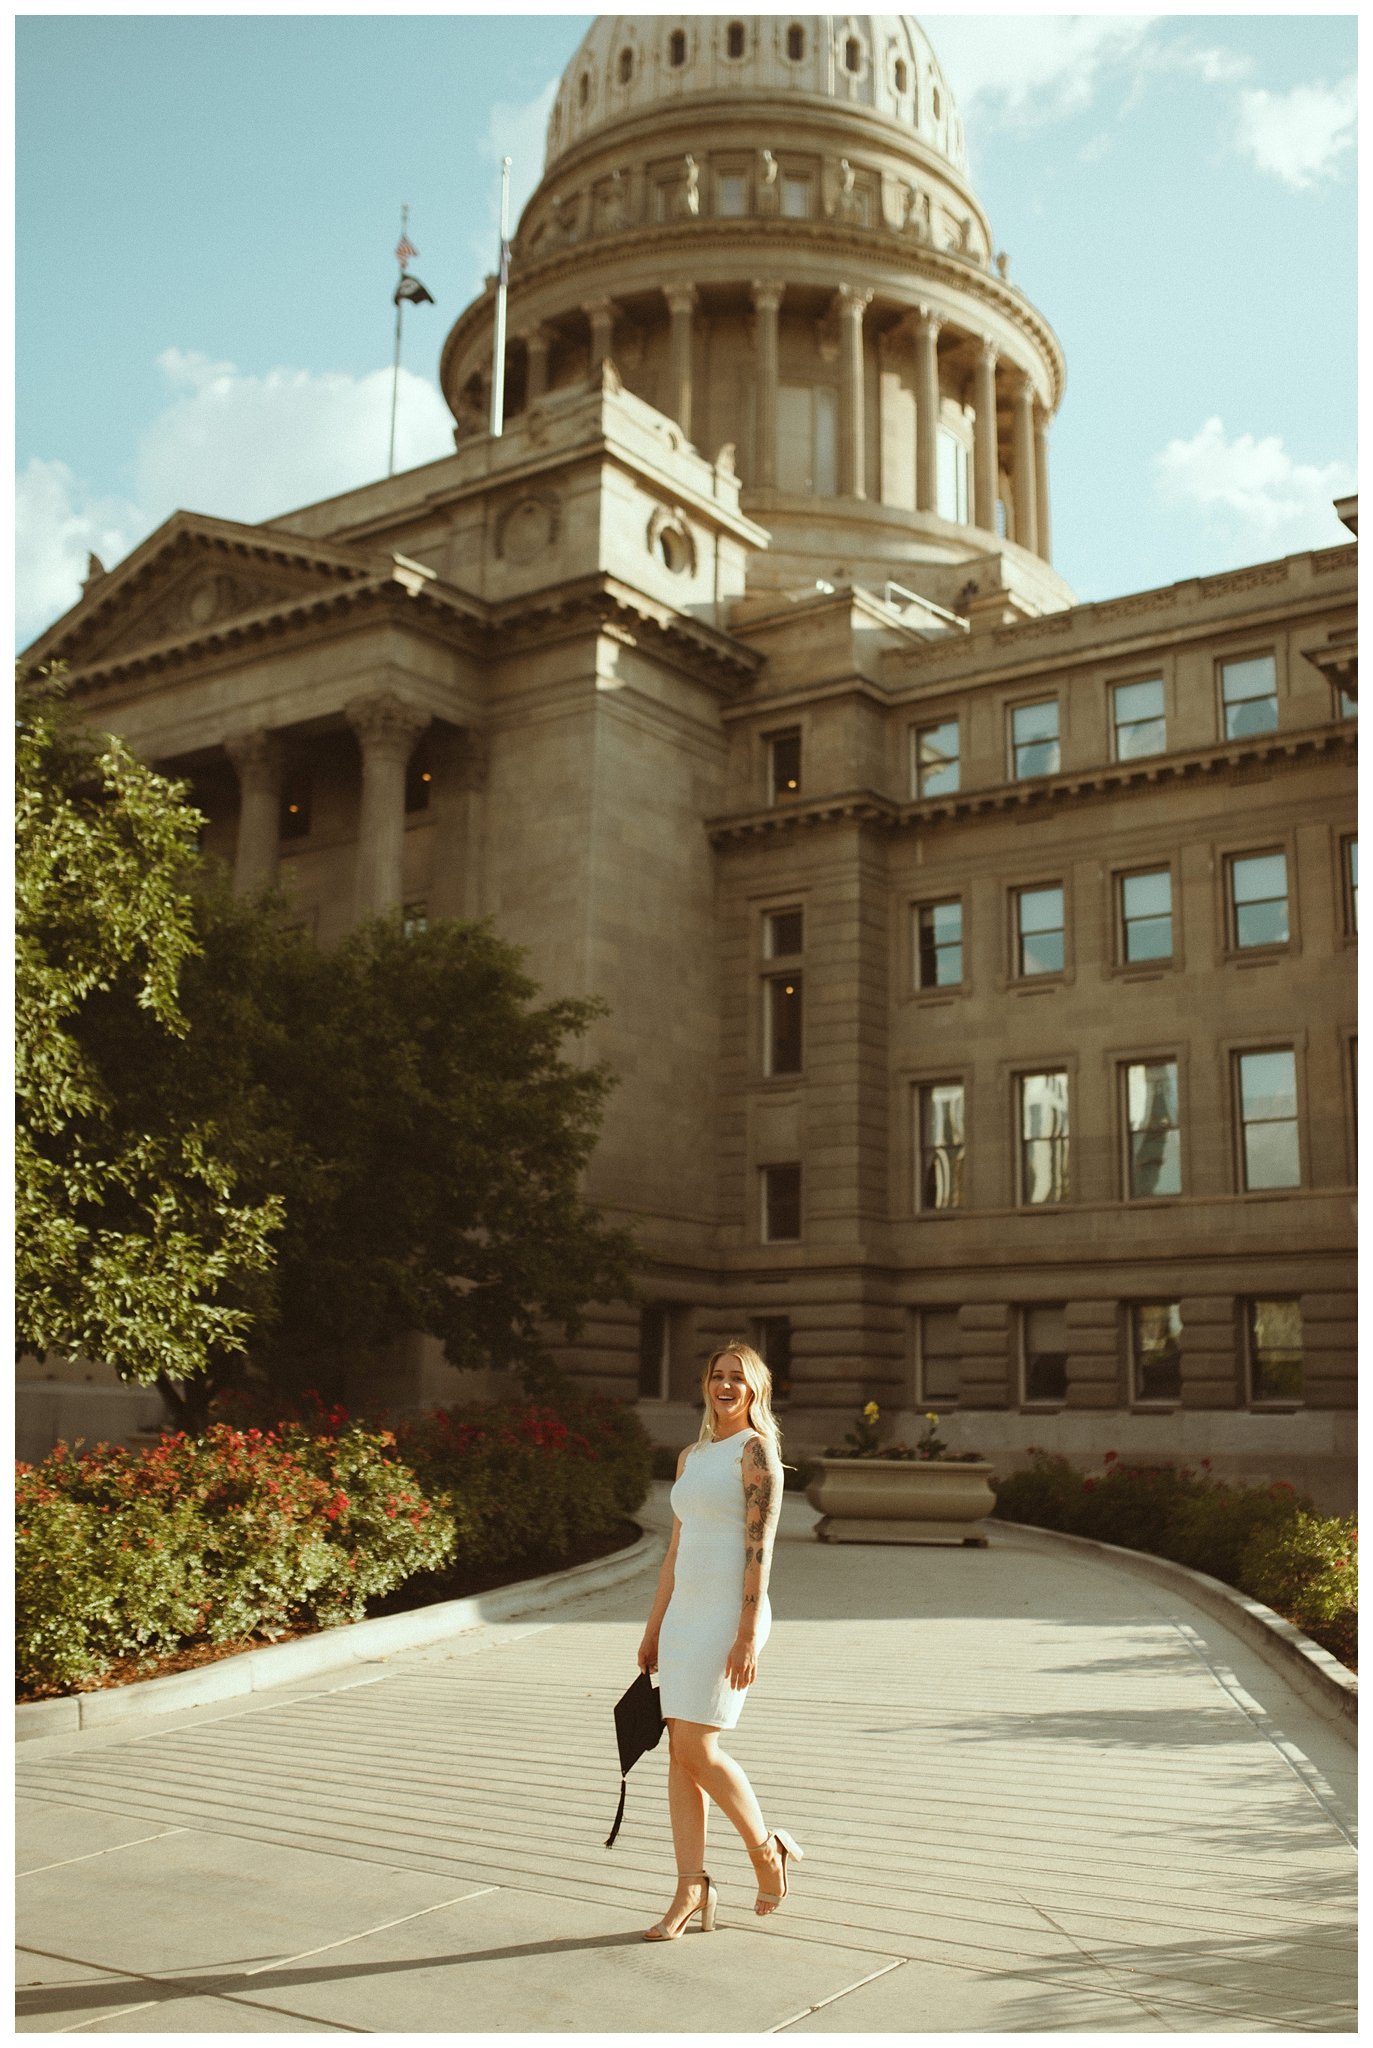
1239,1511,1358,1666
1072,1458,1207,1555
1161,1475,1309,1586
990,1447,1085,1531
16,1422,454,1696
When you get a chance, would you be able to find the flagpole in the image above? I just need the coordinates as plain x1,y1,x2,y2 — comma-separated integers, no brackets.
388,203,410,477
489,157,511,438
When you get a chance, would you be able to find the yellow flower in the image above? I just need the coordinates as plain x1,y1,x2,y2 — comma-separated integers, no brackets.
926,1412,939,1423
863,1401,880,1421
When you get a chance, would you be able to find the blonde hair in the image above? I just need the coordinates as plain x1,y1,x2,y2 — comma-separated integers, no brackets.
693,1341,783,1460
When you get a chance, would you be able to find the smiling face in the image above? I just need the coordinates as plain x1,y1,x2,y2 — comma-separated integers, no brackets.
707,1351,753,1430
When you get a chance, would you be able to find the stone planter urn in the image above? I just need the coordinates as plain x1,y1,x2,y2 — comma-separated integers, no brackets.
805,1457,997,1546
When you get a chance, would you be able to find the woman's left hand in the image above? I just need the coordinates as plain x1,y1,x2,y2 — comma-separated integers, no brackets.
725,1633,758,1689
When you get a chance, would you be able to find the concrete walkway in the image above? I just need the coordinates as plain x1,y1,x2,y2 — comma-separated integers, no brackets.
16,1486,1357,2034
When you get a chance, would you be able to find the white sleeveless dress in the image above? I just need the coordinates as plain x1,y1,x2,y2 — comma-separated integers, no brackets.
658,1430,772,1729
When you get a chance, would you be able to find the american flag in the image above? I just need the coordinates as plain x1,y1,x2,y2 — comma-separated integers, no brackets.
396,233,418,267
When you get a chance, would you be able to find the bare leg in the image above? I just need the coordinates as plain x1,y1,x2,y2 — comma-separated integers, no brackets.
671,1721,787,1913
644,1721,713,1938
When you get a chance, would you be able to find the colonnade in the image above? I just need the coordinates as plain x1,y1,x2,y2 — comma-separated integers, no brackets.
510,281,1053,559
225,690,430,921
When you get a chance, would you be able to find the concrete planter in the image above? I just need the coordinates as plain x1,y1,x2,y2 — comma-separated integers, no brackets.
806,1456,996,1545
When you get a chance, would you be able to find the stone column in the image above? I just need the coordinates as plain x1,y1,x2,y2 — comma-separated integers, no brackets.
1035,408,1053,564
972,338,999,533
913,304,941,514
346,693,430,921
523,325,552,402
750,280,784,487
837,285,873,499
224,728,283,896
583,297,616,371
664,284,697,440
1011,374,1038,555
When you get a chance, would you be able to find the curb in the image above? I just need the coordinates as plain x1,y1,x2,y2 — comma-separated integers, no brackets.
994,1518,1356,1737
16,1526,662,1743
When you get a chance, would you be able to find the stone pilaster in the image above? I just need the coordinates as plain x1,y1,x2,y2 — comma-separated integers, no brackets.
664,284,697,440
1034,408,1053,564
837,285,872,499
523,325,552,402
224,728,283,896
1178,1297,1241,1408
750,280,784,487
583,297,616,371
913,305,941,514
972,339,999,533
345,693,430,921
1064,1300,1120,1408
957,1302,1013,1408
1012,375,1038,555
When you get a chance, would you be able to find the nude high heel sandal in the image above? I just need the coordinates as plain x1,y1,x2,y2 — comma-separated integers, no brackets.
750,1829,804,1915
642,1871,718,1941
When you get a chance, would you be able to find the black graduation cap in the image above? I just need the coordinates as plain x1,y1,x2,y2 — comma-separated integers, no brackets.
394,273,435,307
605,1670,664,1848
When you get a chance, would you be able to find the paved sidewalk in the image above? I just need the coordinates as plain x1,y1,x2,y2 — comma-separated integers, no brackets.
16,1487,1357,2034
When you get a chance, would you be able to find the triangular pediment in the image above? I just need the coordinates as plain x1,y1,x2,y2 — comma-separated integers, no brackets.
23,512,383,673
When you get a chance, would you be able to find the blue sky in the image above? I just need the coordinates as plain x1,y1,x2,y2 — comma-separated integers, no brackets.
14,8,1358,646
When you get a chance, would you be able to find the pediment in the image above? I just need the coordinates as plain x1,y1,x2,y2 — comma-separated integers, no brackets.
26,513,381,674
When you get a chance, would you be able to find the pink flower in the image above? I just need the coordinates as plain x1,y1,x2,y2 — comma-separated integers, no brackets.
1103,1450,1118,1463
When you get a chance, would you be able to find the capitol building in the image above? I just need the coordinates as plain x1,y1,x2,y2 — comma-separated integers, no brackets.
25,15,1356,1507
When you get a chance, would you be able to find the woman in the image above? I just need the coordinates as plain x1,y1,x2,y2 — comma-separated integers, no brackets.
636,1342,803,1939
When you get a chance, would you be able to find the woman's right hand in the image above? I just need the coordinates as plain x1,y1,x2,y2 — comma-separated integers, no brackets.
637,1629,659,1675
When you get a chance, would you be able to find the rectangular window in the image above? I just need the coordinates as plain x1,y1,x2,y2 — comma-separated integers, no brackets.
1337,685,1357,720
1221,653,1278,739
1120,868,1173,963
1015,884,1065,977
915,1308,961,1405
765,907,803,958
1345,837,1358,935
1131,1303,1182,1402
1010,699,1060,780
717,172,748,216
637,1304,670,1401
402,900,428,940
404,751,432,813
781,175,811,218
936,430,969,523
767,728,801,802
912,718,960,798
1229,851,1289,949
1021,1304,1068,1403
915,899,963,988
917,1082,965,1210
752,1316,793,1403
1247,1299,1303,1403
762,1164,801,1242
764,971,803,1075
1237,1048,1300,1190
1112,677,1166,760
777,384,837,494
1020,1071,1070,1204
1125,1060,1181,1197
280,772,312,840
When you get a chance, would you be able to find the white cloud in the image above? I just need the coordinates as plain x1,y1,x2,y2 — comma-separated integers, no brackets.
929,15,1155,124
1233,76,1356,190
1153,417,1354,564
16,351,455,648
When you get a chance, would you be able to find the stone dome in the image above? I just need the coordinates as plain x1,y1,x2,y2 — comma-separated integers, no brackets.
547,14,967,178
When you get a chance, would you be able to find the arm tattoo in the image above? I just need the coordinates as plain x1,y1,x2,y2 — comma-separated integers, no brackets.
739,1439,780,1615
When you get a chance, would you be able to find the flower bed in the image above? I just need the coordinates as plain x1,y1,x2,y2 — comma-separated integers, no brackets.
992,1449,1356,1670
16,1391,652,1701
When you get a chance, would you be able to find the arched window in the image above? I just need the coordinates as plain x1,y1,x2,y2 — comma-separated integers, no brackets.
668,27,686,68
932,85,942,119
726,20,745,60
844,35,861,74
894,57,908,94
786,23,805,63
618,46,633,84
578,70,590,108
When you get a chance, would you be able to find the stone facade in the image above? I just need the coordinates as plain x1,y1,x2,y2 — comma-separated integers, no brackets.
21,15,1356,1507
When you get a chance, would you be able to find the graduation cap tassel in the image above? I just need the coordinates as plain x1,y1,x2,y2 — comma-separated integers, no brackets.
604,1776,628,1851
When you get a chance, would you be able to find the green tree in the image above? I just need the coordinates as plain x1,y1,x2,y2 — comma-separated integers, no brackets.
80,866,640,1425
15,668,283,1388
